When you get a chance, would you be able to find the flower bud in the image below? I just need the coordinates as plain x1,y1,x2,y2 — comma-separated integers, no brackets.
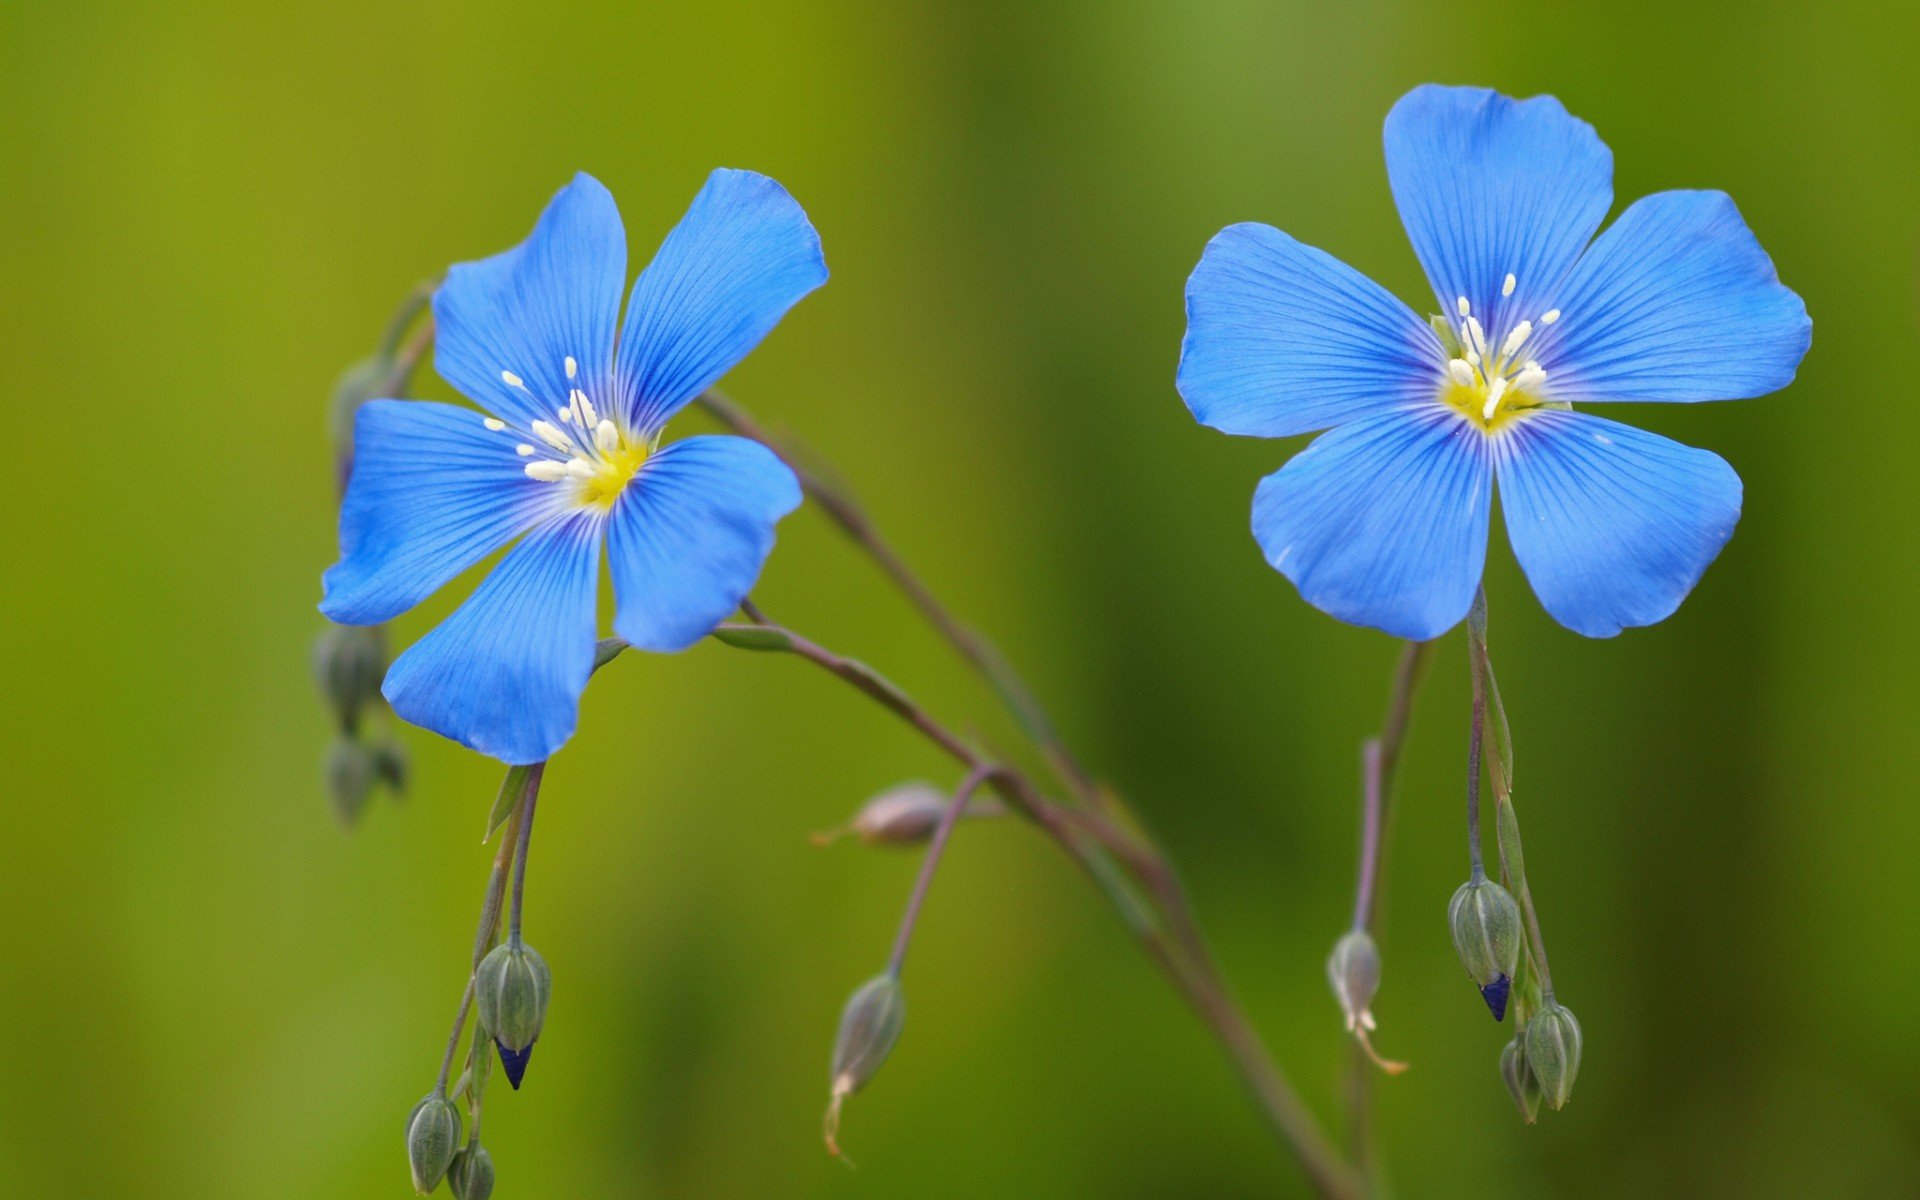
447,1144,495,1200
475,940,550,1082
1499,1034,1542,1123
824,971,906,1156
404,1092,462,1194
325,736,380,827
313,624,387,735
1324,930,1380,1034
813,782,1005,847
1523,1001,1582,1110
371,738,410,796
1448,877,1522,1019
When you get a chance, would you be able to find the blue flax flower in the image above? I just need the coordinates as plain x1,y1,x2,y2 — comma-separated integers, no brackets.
1178,85,1810,640
322,170,823,763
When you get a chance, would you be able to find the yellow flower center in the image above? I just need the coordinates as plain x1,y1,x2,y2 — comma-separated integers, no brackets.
488,357,650,511
1436,281,1562,432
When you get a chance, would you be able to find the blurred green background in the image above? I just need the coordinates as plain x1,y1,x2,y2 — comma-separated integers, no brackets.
2,0,1915,1195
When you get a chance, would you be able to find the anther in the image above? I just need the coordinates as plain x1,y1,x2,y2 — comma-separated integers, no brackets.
565,458,596,480
595,419,620,454
1501,321,1533,358
482,417,507,432
1466,317,1489,357
500,370,526,389
1514,365,1548,391
1502,274,1516,297
530,420,574,451
516,444,536,456
1456,296,1471,317
1448,359,1477,388
1482,376,1509,420
1540,309,1560,325
565,356,578,380
524,460,568,482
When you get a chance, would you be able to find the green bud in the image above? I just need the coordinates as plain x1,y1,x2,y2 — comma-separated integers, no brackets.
1448,877,1522,1019
447,1144,495,1200
325,737,379,827
824,971,906,1156
1324,930,1381,1034
371,738,410,796
404,1092,461,1194
475,940,551,1054
1524,1001,1582,1110
313,623,387,734
1499,1034,1542,1123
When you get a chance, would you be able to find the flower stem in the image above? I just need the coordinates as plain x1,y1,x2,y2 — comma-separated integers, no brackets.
437,778,532,1091
508,763,544,943
1352,641,1432,933
887,764,1001,977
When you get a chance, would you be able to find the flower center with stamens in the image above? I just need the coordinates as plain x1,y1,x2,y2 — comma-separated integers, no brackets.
491,358,650,511
1437,282,1560,432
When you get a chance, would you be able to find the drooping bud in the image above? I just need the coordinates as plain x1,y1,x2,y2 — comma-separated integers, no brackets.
371,738,410,796
1523,1001,1582,1110
325,737,380,827
475,940,550,1088
812,781,1005,847
1499,1034,1542,1123
447,1144,495,1200
1325,930,1380,1034
824,971,906,1157
313,623,387,735
404,1092,462,1194
1448,877,1522,1019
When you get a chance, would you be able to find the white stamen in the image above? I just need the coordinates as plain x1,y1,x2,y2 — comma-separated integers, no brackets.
525,460,569,482
1447,359,1477,388
557,405,576,424
1456,296,1471,317
1465,316,1489,357
1481,376,1509,420
516,443,536,456
1540,309,1561,325
566,458,596,480
1515,364,1548,391
571,388,598,428
1466,350,1481,367
565,356,578,380
482,417,507,432
530,420,574,451
595,419,620,454
1501,321,1533,359
500,370,525,389
1502,273,1516,297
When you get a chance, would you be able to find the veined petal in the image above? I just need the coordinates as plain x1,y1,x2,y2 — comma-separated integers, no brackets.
1178,223,1443,439
382,512,603,764
1385,85,1612,332
433,173,627,430
608,435,803,652
1252,408,1492,640
1532,191,1811,403
617,169,827,436
1496,410,1741,638
321,400,565,625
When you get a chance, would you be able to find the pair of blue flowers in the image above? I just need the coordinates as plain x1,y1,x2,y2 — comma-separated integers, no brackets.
323,85,1809,765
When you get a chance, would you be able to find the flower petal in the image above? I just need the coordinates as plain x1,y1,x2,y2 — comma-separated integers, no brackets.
321,400,565,625
1384,85,1612,331
1252,408,1492,640
616,169,827,435
433,173,627,430
1496,410,1741,637
1177,222,1443,439
608,435,803,652
1531,190,1811,403
382,512,603,764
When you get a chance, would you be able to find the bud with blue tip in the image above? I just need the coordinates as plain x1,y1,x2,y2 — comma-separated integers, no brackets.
447,1143,495,1200
404,1092,462,1194
1524,1000,1582,1110
824,971,906,1157
475,940,550,1089
1448,876,1522,1019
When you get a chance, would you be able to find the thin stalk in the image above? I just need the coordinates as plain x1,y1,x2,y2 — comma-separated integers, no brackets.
1465,650,1487,879
887,764,1000,976
508,764,544,942
436,781,532,1091
1351,641,1432,932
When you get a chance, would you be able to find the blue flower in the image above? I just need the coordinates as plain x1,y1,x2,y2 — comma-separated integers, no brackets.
1178,85,1810,640
321,170,823,763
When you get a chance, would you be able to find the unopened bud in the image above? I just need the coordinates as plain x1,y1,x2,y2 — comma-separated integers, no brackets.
813,781,1005,847
1325,930,1380,1034
1499,1035,1542,1123
448,1144,495,1200
371,738,410,796
1448,877,1522,1019
313,623,387,734
475,940,550,1083
326,737,379,827
824,971,906,1157
1523,1001,1582,1110
404,1092,462,1194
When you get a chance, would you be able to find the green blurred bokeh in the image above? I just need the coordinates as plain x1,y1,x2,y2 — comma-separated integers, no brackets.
2,0,1915,1195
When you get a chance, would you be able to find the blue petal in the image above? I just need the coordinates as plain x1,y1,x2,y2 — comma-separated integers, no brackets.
1177,223,1444,439
1252,408,1492,640
1385,85,1612,330
1496,410,1741,637
383,513,603,764
616,169,827,436
433,173,627,430
1532,191,1811,403
321,400,565,625
608,435,803,652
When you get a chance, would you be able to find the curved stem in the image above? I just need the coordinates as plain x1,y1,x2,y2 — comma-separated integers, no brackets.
1351,641,1431,933
508,763,544,942
437,783,531,1091
888,764,1000,977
